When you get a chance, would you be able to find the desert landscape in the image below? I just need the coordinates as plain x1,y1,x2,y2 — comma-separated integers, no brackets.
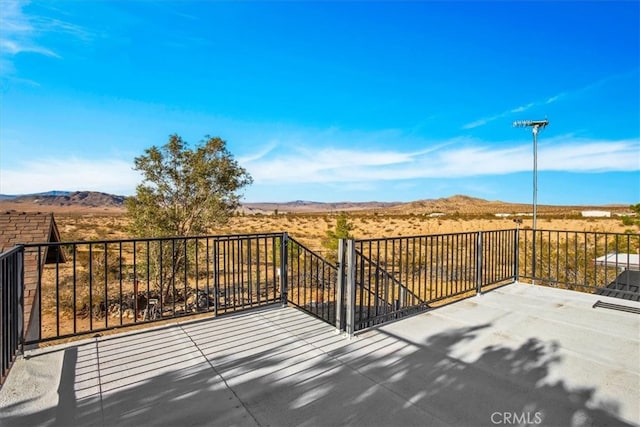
1,192,636,344
1,192,635,257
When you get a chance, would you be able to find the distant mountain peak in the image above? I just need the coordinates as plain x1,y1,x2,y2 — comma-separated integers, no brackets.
2,191,125,208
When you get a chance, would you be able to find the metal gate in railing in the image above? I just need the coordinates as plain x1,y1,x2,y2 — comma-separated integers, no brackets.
342,230,518,333
284,236,338,326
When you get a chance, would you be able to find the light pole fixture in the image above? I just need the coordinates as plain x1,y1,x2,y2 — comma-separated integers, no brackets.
513,119,549,231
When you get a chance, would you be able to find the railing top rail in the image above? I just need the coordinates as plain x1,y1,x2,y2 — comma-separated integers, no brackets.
288,236,337,268
21,231,287,248
522,229,639,236
0,245,24,259
355,228,516,243
355,248,424,303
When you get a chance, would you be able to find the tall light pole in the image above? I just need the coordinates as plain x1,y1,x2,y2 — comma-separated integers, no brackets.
513,118,548,285
513,119,549,231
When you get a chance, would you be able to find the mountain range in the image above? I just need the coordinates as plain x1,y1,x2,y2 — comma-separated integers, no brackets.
0,190,630,215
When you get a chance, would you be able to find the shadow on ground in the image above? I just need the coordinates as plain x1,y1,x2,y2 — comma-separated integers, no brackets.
0,308,633,427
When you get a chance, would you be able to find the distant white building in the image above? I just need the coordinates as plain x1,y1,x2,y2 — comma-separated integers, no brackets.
494,213,511,218
428,213,445,217
581,210,611,218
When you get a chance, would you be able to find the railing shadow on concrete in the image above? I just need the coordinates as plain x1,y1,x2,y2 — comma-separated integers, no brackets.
1,228,638,387
0,308,633,426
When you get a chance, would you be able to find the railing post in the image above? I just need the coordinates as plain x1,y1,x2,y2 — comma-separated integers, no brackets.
532,228,537,285
280,232,288,306
345,239,356,337
514,228,520,283
476,232,483,295
336,238,345,332
18,247,24,353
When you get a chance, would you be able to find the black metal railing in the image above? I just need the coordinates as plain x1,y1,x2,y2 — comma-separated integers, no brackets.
1,246,23,387
286,236,338,325
519,229,640,300
1,227,638,386
23,232,286,344
352,230,516,331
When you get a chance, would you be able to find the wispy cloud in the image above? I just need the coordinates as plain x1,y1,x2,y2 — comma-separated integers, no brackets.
243,135,640,185
0,1,92,80
244,135,640,184
1,131,637,198
0,0,56,57
463,69,638,130
463,100,551,130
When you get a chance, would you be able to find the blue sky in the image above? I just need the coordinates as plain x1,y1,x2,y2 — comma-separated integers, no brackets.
1,1,638,205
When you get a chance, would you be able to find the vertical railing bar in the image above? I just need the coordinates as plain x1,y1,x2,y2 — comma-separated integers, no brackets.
234,238,246,308
205,238,210,311
418,237,424,302
437,235,442,299
103,243,108,329
463,233,471,292
472,232,477,290
132,241,137,322
146,240,150,319
119,242,123,326
476,232,483,294
233,237,238,309
194,238,199,311
262,237,267,301
413,237,420,301
372,241,379,318
88,245,93,333
54,244,60,337
213,239,219,316
513,226,520,283
553,231,559,287
230,238,234,308
281,233,288,306
303,244,308,309
287,244,301,306
183,238,188,316
428,236,433,301
159,240,164,319
455,234,460,294
316,254,320,315
368,242,372,316
390,239,396,316
171,239,176,317
247,237,253,306
564,231,569,288
238,238,244,307
72,244,77,334
255,237,261,305
223,239,229,310
582,233,587,289
271,237,277,301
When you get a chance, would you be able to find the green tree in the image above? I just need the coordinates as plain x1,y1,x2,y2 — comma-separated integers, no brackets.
621,203,640,231
126,134,253,237
125,134,252,301
323,212,354,262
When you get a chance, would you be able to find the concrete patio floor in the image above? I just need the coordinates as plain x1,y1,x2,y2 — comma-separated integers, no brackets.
1,283,639,427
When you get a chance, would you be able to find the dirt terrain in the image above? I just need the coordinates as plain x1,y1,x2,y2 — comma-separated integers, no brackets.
3,193,634,345
1,191,632,216
1,192,635,252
